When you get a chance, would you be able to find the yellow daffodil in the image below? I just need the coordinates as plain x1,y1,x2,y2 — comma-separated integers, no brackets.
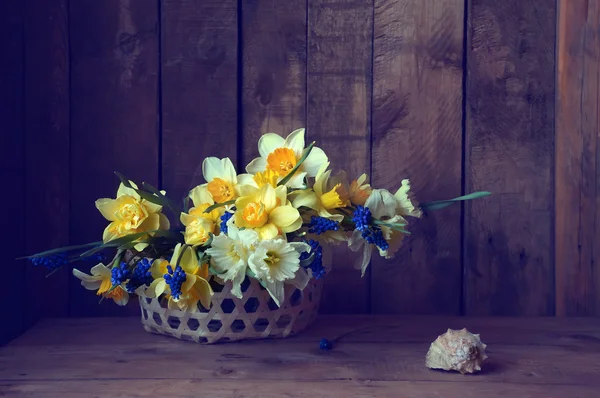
201,157,241,203
95,181,170,244
394,179,422,218
145,244,213,312
291,162,350,222
234,184,302,240
180,185,223,246
73,264,129,306
245,128,328,188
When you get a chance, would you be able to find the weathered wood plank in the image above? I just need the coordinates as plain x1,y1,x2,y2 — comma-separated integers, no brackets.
307,0,373,314
69,0,160,316
8,316,600,347
465,0,556,315
2,380,599,398
23,0,70,325
556,0,600,316
0,0,25,345
161,0,238,200
371,0,464,314
241,0,306,163
2,317,600,388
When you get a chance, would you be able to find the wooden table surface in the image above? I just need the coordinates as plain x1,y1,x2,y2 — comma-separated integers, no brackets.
1,316,600,397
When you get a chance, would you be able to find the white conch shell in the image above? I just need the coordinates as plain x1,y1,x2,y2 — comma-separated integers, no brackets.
425,328,488,374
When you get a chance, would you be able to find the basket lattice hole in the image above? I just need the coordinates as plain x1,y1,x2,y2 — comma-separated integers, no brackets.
276,314,292,329
220,299,236,314
240,278,251,293
211,281,225,293
145,297,152,305
142,309,148,320
243,297,259,313
253,318,269,332
230,319,246,333
168,316,181,329
152,312,163,326
199,337,209,343
208,319,223,332
267,298,279,311
187,318,200,331
290,289,302,307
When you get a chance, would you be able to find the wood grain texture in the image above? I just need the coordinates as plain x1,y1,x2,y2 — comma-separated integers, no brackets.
465,0,556,315
556,0,600,316
161,0,238,201
2,316,600,397
371,0,464,314
3,380,600,398
69,0,160,316
241,0,306,163
307,0,373,314
23,0,70,324
0,0,25,345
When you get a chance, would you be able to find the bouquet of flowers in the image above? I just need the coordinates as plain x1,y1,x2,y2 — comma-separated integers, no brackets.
23,128,489,315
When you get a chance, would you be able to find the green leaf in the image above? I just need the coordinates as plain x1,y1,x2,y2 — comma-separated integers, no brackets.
277,141,316,187
420,191,491,211
204,200,236,214
142,182,182,215
18,241,104,260
114,171,134,188
299,252,315,267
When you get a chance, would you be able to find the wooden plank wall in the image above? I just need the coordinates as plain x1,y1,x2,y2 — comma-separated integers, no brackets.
3,0,599,330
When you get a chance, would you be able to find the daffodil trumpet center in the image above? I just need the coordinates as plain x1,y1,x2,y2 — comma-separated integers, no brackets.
267,148,297,177
320,183,348,209
207,178,235,203
241,201,268,227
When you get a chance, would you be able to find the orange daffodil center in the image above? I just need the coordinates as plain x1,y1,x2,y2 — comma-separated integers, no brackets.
207,177,235,203
266,147,297,176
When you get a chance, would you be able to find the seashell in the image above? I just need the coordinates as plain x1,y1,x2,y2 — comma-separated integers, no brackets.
425,328,488,374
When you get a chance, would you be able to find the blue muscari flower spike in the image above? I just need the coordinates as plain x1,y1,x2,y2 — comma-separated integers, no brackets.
300,240,326,280
352,205,371,231
125,258,153,293
308,216,340,235
220,211,234,234
30,253,68,271
111,262,131,286
351,205,389,251
164,265,186,300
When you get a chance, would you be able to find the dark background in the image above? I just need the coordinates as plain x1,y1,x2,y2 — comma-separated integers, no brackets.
1,0,597,345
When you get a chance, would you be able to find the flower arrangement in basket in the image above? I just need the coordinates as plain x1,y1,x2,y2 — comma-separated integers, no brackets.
22,129,489,344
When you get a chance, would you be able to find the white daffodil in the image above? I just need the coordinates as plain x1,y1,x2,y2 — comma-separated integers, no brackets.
245,128,328,188
394,179,422,218
205,224,259,298
73,263,129,306
248,239,310,306
201,157,241,203
348,189,408,276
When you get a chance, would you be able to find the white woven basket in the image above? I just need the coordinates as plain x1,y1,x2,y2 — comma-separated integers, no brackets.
138,276,323,344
